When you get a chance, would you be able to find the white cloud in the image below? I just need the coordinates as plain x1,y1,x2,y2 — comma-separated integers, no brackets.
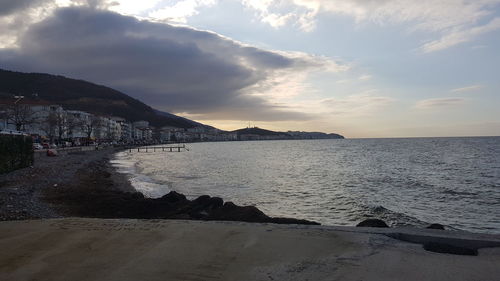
148,0,217,23
421,17,500,53
241,0,500,52
106,0,163,15
415,97,465,109
358,74,372,81
450,85,483,93
321,91,394,117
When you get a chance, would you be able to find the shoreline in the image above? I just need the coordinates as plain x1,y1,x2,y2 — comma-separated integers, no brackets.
1,147,498,231
1,148,317,224
2,148,500,280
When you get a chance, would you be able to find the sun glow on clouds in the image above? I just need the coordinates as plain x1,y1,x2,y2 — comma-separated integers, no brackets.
450,85,483,93
106,0,162,15
148,0,217,23
415,98,466,109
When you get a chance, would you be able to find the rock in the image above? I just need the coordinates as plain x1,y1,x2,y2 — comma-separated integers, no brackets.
192,195,223,210
356,219,389,228
209,202,270,222
187,196,225,219
208,197,223,209
130,192,144,199
160,191,187,203
192,195,211,205
426,223,445,230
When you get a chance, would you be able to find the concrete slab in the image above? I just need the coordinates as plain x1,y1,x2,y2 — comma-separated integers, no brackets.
1,218,499,281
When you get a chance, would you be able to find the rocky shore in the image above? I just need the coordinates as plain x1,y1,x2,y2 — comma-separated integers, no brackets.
0,148,316,225
0,148,121,220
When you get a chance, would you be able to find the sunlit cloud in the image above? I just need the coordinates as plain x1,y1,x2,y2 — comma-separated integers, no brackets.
321,91,394,117
450,85,483,93
106,0,162,15
415,98,465,109
241,0,500,52
148,0,217,23
421,17,500,53
358,74,372,81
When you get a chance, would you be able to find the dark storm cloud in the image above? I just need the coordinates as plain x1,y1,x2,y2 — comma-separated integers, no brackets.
0,0,48,16
0,6,315,121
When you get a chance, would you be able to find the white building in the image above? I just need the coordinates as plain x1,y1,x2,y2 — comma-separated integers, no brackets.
66,110,92,139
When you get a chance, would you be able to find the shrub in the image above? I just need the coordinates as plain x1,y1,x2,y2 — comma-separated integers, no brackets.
0,135,34,174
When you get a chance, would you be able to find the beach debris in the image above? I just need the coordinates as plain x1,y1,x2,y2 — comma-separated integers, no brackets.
47,149,58,157
356,219,389,228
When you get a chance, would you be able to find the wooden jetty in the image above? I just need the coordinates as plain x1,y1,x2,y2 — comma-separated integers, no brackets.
128,144,189,153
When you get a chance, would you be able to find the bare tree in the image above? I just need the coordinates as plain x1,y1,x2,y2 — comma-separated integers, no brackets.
65,114,81,141
54,111,67,143
5,104,37,131
81,116,102,141
39,112,58,143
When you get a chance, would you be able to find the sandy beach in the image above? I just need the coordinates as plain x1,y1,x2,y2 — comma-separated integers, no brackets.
1,218,500,281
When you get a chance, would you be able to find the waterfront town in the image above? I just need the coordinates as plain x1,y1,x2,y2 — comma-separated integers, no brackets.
0,96,344,146
0,97,238,146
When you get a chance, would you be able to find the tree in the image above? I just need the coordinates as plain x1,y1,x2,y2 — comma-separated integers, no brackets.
81,116,102,141
5,104,36,131
55,111,67,143
65,114,82,141
39,112,58,143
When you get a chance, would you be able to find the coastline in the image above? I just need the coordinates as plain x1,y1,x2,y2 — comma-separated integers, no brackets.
1,147,316,224
1,148,500,280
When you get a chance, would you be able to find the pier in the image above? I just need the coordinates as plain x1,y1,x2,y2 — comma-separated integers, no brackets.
127,144,188,153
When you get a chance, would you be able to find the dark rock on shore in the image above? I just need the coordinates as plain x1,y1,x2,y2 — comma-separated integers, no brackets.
356,219,389,228
43,159,320,225
426,223,445,230
3,148,319,225
160,191,186,203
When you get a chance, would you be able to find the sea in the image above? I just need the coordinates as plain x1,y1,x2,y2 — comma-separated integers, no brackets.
111,137,500,234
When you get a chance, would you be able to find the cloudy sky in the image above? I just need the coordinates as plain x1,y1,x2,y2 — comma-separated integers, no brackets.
1,0,499,137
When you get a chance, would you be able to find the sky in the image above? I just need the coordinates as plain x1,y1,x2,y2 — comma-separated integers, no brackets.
0,0,499,138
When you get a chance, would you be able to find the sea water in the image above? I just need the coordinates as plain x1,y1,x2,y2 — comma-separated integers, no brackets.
111,137,500,233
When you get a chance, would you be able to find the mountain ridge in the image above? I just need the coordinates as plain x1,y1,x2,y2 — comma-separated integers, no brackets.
0,68,198,128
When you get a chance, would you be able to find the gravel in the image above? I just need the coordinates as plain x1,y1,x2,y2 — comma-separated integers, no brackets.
0,148,127,220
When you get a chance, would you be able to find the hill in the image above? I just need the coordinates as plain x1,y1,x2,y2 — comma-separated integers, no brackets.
0,69,197,128
232,127,344,139
232,127,289,136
